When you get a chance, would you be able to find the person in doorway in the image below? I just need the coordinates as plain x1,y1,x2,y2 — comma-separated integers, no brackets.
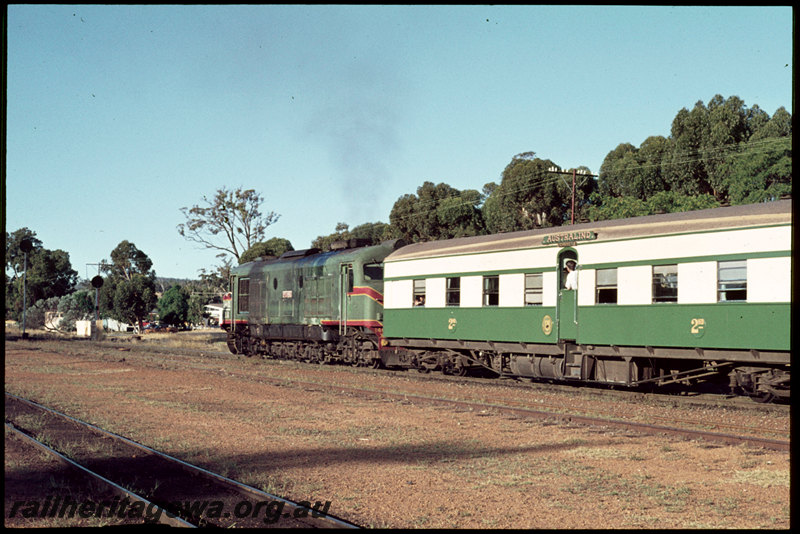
564,260,578,290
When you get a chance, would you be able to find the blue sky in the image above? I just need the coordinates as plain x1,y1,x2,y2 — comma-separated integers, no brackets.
5,5,793,280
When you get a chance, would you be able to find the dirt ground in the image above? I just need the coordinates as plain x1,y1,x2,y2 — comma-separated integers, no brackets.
4,334,791,529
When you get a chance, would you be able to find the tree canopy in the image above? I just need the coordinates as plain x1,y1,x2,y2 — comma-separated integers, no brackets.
6,228,43,278
312,222,393,251
602,95,792,207
157,285,190,326
178,186,280,262
101,240,154,281
239,237,295,263
389,181,485,243
98,241,157,330
5,228,78,321
587,95,791,221
481,153,597,233
380,95,790,240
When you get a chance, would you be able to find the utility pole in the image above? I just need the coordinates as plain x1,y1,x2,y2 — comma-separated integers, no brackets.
88,263,104,339
571,168,576,225
548,167,598,224
20,239,33,339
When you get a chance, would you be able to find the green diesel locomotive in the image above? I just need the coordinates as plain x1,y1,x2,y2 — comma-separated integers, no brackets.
223,239,404,366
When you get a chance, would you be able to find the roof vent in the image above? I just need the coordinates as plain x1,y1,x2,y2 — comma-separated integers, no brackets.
279,248,320,259
330,238,371,250
382,238,406,250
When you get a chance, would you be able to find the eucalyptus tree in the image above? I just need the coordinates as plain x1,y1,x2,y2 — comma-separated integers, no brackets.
5,228,77,320
598,137,669,201
239,237,295,263
311,222,393,252
723,135,792,204
660,94,785,202
157,285,190,326
99,241,157,331
389,182,485,243
722,106,793,203
662,99,711,196
483,152,595,233
178,186,280,263
701,95,751,200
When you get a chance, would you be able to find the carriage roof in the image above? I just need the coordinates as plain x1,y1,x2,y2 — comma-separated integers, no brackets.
385,200,792,263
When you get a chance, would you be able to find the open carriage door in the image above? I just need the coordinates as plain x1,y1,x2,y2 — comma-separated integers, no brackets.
556,249,578,342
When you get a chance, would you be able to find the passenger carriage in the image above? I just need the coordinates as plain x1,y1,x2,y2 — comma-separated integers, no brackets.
381,200,791,401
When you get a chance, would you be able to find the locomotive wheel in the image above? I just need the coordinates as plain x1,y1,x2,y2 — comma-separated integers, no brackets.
452,365,468,377
226,336,238,355
750,391,776,403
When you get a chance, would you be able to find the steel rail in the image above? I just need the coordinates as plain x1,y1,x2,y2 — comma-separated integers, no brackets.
7,340,788,442
4,422,195,528
397,393,791,452
40,340,784,440
19,338,788,409
183,365,791,445
104,338,792,407
54,338,790,416
5,392,361,529
7,340,789,446
229,379,790,451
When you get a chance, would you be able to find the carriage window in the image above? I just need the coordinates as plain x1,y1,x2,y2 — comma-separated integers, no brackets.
413,279,426,307
483,275,499,307
238,278,250,313
364,263,383,281
446,277,460,307
525,273,543,306
718,260,747,302
596,269,617,304
652,265,678,303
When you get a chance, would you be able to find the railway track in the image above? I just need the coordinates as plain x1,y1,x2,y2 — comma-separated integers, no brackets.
8,338,790,438
134,345,788,449
31,336,791,414
90,339,789,428
7,339,789,445
210,373,789,451
5,423,195,527
4,392,361,529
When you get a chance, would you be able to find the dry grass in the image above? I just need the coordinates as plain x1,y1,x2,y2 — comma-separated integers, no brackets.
5,324,227,349
733,469,790,488
132,329,227,348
